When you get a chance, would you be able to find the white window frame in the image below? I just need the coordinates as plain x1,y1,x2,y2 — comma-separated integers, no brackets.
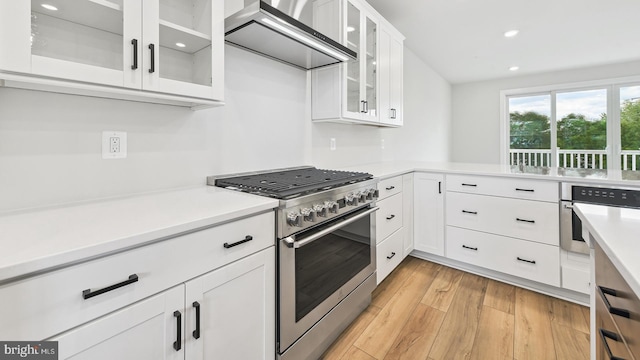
499,75,640,170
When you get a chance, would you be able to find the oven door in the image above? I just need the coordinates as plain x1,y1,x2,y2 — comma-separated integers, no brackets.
560,200,590,254
278,205,378,353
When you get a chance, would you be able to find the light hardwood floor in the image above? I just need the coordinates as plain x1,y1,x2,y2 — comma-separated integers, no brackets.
322,256,590,360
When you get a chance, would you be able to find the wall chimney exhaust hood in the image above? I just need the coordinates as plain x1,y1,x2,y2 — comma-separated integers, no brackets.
225,0,357,70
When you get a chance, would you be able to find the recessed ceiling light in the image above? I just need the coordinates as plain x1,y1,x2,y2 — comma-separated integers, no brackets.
509,66,520,71
175,42,186,48
504,30,519,38
41,4,58,11
346,26,355,32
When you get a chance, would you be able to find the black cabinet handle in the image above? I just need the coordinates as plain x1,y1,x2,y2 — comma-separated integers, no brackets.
462,245,478,251
387,252,396,260
438,181,441,194
462,183,477,187
82,274,138,300
598,286,631,318
360,100,366,113
599,328,625,360
517,257,536,264
386,186,395,191
516,188,534,192
131,39,138,70
224,235,254,249
462,210,478,215
148,43,155,73
386,214,396,220
516,218,535,224
173,310,182,351
192,301,201,339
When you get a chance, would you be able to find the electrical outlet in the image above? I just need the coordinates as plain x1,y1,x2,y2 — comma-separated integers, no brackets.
102,131,127,159
330,138,336,151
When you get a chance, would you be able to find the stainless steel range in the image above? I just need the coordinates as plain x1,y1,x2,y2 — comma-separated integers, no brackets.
208,166,379,360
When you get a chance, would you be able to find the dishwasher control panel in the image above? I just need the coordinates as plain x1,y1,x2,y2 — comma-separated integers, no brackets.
572,186,640,208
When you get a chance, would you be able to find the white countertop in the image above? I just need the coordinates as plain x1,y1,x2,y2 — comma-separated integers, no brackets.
340,161,640,187
0,187,278,283
574,203,640,297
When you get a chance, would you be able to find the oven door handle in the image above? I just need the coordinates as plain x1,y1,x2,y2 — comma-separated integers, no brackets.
284,207,380,249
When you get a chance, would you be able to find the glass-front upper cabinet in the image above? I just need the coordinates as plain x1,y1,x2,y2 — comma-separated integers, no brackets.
342,0,377,122
0,0,223,102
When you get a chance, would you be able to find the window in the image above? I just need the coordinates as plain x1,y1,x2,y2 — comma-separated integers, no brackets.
503,79,640,171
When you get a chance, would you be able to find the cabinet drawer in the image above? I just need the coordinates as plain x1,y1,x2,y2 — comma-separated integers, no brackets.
0,212,274,341
595,241,640,357
446,192,559,246
596,290,635,360
376,193,403,243
562,265,590,295
446,174,558,202
378,176,403,200
376,229,404,285
446,226,560,286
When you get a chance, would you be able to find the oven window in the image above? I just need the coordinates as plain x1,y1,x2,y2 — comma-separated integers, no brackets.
572,210,585,242
294,214,371,322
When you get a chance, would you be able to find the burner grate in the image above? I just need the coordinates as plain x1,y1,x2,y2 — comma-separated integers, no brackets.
215,167,372,199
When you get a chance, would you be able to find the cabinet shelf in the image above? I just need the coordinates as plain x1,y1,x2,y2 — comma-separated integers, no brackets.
159,20,212,54
31,0,123,35
346,40,358,51
347,76,358,83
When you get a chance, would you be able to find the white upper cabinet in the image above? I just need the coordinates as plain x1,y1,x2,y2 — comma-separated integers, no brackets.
311,0,403,127
0,0,223,108
378,22,404,127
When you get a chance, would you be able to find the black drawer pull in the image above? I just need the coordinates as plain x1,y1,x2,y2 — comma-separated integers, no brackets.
386,214,396,220
462,245,478,251
173,310,182,351
224,235,253,249
515,188,535,192
517,257,536,264
598,286,631,318
82,274,138,300
387,252,396,260
599,328,625,360
462,210,478,215
385,186,395,190
462,183,477,187
192,301,201,339
516,218,535,224
148,43,155,73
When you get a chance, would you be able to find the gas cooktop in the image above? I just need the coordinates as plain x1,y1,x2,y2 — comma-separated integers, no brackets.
209,166,373,199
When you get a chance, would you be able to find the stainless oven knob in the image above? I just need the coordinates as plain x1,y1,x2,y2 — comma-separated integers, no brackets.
324,201,339,213
313,204,327,217
370,188,379,198
287,212,302,227
345,193,358,206
301,208,316,222
358,190,369,202
366,189,375,200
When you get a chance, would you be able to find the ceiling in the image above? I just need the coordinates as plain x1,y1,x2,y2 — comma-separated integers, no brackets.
366,0,640,84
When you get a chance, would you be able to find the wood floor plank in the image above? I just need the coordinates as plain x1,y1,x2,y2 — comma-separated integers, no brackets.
427,273,488,360
383,304,445,360
483,279,516,314
372,256,421,309
549,297,590,334
354,261,438,359
469,306,514,360
581,304,591,330
514,288,556,360
420,265,464,312
321,305,382,360
341,346,376,360
551,323,590,360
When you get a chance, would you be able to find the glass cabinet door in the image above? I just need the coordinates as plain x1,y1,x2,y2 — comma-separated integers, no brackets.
156,0,212,89
29,0,138,87
363,16,377,120
345,2,361,115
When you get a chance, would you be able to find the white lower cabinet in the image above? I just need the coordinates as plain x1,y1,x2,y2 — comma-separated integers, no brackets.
52,285,184,360
51,247,275,360
375,175,407,284
376,229,404,284
402,174,414,257
413,172,445,256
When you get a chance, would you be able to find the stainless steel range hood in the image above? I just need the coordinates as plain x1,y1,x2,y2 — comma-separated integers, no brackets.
225,0,357,70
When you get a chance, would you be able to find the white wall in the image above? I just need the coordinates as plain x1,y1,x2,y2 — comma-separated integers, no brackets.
451,60,640,164
312,47,452,167
0,45,452,213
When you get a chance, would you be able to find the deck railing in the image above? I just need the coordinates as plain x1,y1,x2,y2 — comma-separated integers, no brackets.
509,149,640,171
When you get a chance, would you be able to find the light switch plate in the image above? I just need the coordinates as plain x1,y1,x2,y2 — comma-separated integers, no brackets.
102,131,127,159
